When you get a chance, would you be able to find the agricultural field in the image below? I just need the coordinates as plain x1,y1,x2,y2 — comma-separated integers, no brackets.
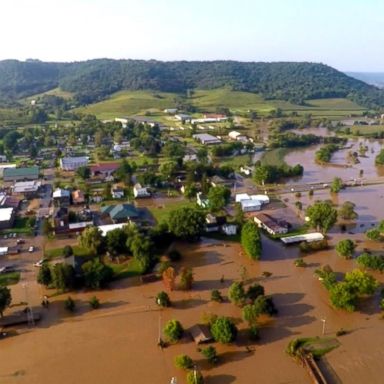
351,124,384,135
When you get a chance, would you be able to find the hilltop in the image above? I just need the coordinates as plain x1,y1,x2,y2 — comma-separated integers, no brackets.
0,59,383,108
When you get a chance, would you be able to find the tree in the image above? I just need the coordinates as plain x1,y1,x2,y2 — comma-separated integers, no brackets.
179,267,194,290
168,207,205,241
200,346,218,364
306,200,337,233
228,281,246,306
106,228,128,255
211,316,237,344
63,245,74,258
130,234,153,272
81,259,113,289
241,221,262,260
211,289,223,303
357,253,384,272
207,186,231,212
246,283,265,301
253,295,278,316
242,303,260,326
330,177,343,193
186,371,204,384
183,184,198,201
89,296,100,309
42,218,53,236
366,228,382,241
174,354,194,370
339,201,358,220
329,282,356,312
79,226,103,255
344,269,378,296
335,239,355,259
76,166,91,180
162,267,176,291
156,291,171,307
163,319,183,342
51,263,75,291
0,286,11,317
37,263,52,286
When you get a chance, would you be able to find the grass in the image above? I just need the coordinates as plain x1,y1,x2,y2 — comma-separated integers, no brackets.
260,148,290,167
219,154,253,169
287,336,340,358
25,87,74,101
44,245,92,260
74,88,366,120
149,199,196,223
0,271,20,286
0,217,34,235
108,258,144,279
351,124,384,135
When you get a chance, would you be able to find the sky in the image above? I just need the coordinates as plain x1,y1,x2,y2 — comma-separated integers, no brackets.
1,0,384,71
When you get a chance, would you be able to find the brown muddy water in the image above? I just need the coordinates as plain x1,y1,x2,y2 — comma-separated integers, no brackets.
2,237,384,383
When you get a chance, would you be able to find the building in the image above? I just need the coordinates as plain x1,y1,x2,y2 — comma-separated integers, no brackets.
192,133,221,145
53,188,71,207
222,223,238,236
0,207,15,229
189,324,213,344
183,154,197,162
164,108,178,114
175,114,192,122
3,167,39,182
114,117,129,128
72,190,85,205
90,162,120,178
60,157,89,171
280,233,324,245
12,181,42,198
0,193,20,209
236,193,270,212
111,186,125,199
100,204,140,224
0,164,16,178
240,199,261,212
133,183,151,198
254,213,289,236
53,207,69,233
0,155,7,162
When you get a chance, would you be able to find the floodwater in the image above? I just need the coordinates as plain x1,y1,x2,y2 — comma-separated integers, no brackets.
2,236,384,383
285,137,384,184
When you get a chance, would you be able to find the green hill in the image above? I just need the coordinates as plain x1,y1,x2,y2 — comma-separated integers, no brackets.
0,59,383,108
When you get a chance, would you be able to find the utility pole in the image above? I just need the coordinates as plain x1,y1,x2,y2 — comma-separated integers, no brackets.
321,318,326,336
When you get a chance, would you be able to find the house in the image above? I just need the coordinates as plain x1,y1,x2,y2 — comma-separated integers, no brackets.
254,213,289,236
175,114,192,122
196,192,209,208
189,324,213,344
164,108,178,114
281,233,324,245
111,186,125,199
133,183,151,198
97,223,128,236
0,207,15,229
192,133,221,145
60,157,89,171
100,204,140,224
236,193,270,212
0,164,16,178
222,223,238,236
183,154,197,162
12,181,42,199
114,117,129,128
72,190,85,205
240,199,261,212
205,214,220,232
3,166,39,182
90,162,120,178
53,207,69,233
53,188,71,207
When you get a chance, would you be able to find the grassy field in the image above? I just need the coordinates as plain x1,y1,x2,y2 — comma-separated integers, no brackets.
351,124,384,135
26,87,74,101
44,245,92,260
149,199,196,223
260,148,290,167
108,258,144,279
74,88,367,120
0,271,20,286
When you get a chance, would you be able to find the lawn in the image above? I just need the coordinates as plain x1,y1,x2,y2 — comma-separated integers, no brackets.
149,199,196,223
0,271,20,286
44,245,92,260
219,154,253,169
108,258,144,279
0,216,34,235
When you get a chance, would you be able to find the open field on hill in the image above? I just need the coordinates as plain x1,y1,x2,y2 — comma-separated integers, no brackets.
75,89,367,120
26,87,74,101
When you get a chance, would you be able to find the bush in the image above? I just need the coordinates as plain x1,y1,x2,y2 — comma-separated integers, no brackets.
186,371,204,384
163,319,183,342
179,267,194,290
248,325,260,341
294,258,306,267
64,296,75,312
89,296,100,309
228,282,246,306
174,354,194,370
211,316,237,344
156,291,171,307
168,249,182,262
211,289,223,303
246,283,265,301
335,239,355,259
200,346,218,364
300,239,328,253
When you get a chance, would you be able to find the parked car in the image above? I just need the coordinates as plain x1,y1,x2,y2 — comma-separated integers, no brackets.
34,259,47,268
28,246,35,253
0,265,16,274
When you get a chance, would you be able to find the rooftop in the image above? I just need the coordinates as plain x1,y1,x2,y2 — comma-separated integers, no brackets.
53,188,71,198
4,166,39,178
0,207,14,222
13,181,41,193
101,204,139,220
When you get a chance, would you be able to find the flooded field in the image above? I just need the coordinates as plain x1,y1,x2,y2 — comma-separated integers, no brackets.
2,236,384,383
285,137,384,184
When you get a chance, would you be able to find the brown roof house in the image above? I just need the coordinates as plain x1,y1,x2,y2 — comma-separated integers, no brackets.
72,189,85,205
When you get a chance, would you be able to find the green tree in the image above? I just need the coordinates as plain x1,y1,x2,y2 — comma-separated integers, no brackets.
186,371,204,384
357,253,384,272
211,316,237,344
156,291,171,307
241,221,262,260
242,303,260,326
0,286,11,317
64,296,76,312
174,354,194,370
335,239,355,259
366,228,382,241
51,263,75,291
63,245,74,258
200,346,218,364
81,259,113,289
163,319,183,342
37,263,52,286
228,281,246,306
42,218,53,236
207,186,231,212
179,267,194,290
89,296,100,309
183,184,198,201
106,228,128,255
253,295,278,316
306,200,337,233
330,177,343,193
329,282,356,312
339,201,358,220
76,166,91,180
246,283,265,301
211,289,223,303
344,269,378,296
168,207,205,241
79,226,103,255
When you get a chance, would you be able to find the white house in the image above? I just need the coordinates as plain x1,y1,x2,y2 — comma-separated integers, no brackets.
222,223,238,236
254,214,288,235
60,157,89,171
114,117,129,128
240,199,261,212
133,183,151,198
164,108,178,114
192,133,222,145
236,193,270,212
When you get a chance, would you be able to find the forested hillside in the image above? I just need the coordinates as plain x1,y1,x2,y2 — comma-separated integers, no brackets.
0,59,383,108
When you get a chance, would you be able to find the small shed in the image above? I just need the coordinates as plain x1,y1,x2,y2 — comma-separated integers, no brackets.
189,324,213,344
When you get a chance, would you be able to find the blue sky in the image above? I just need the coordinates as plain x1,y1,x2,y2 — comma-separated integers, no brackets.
1,0,383,71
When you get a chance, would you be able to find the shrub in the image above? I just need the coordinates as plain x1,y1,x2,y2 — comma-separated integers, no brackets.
300,239,328,253
228,282,246,306
211,289,223,303
248,325,260,341
89,296,100,309
64,296,75,312
164,319,183,342
186,371,204,384
156,291,171,307
335,239,355,259
294,258,306,267
174,354,193,370
211,316,237,344
179,267,194,290
200,346,218,364
246,284,265,301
